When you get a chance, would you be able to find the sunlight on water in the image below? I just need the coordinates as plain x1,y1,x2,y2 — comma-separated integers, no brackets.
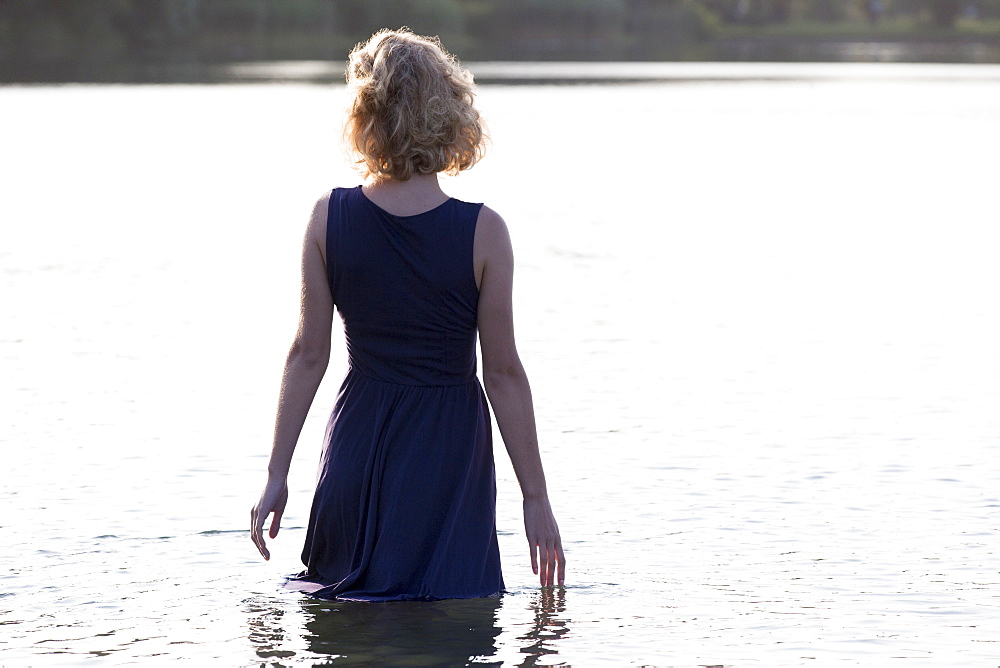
2,65,999,665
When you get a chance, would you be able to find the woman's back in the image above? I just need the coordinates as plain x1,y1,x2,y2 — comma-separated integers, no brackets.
327,186,483,386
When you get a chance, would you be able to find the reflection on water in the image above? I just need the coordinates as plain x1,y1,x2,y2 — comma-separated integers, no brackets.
248,595,507,665
302,598,502,665
245,590,572,665
516,588,569,667
247,597,298,663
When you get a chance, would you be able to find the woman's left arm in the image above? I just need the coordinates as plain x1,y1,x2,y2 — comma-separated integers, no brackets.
251,193,334,560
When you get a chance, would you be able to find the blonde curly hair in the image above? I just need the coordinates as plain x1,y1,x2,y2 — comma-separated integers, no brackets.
345,28,486,181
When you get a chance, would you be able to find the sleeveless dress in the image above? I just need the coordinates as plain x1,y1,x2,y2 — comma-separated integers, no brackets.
286,186,505,601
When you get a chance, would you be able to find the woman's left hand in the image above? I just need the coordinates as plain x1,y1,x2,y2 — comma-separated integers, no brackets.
250,477,289,561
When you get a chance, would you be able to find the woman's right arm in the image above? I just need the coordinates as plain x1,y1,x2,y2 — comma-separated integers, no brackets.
251,192,334,561
475,205,565,587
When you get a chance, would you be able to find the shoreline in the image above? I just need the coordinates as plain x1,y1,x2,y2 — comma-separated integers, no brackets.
4,58,1000,87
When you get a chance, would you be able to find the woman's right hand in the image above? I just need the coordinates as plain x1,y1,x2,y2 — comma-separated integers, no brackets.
524,496,566,587
250,477,289,561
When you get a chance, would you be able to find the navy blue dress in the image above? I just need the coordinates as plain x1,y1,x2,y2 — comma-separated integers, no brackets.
287,186,504,601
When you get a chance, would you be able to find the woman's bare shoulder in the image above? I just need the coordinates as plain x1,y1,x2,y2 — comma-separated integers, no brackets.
476,203,505,226
298,190,334,269
475,204,512,251
473,204,514,291
310,190,332,222
305,190,335,242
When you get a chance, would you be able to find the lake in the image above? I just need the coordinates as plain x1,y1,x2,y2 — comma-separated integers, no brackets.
2,63,999,666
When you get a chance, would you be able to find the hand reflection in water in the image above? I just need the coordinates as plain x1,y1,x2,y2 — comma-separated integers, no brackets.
517,587,570,667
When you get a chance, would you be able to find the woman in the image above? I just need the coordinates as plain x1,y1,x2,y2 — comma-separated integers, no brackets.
250,28,565,600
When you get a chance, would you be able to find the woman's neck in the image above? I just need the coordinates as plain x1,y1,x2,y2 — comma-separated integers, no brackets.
362,174,449,217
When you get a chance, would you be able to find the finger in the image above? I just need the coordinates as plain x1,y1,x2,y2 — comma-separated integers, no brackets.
547,543,560,587
529,541,538,575
269,509,282,540
250,508,260,546
539,545,549,587
250,507,270,560
557,545,566,586
255,529,270,560
544,545,555,587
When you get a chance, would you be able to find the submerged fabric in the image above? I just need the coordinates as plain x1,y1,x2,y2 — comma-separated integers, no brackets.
286,186,504,601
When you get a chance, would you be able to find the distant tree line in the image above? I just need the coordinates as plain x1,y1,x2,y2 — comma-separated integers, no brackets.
1,0,996,76
707,0,992,26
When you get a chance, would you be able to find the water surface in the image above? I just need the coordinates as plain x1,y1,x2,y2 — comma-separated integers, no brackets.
2,64,999,665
